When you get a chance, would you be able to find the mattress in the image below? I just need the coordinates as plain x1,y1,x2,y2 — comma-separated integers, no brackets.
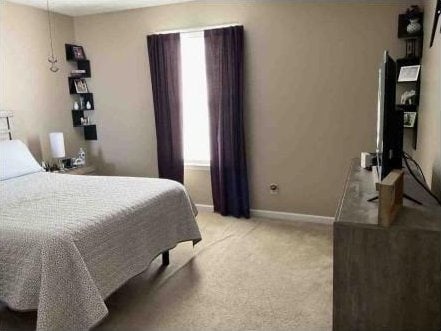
0,172,201,331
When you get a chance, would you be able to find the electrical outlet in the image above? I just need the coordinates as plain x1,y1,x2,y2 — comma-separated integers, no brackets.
269,183,279,195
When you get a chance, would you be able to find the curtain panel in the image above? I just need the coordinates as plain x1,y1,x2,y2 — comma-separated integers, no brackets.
204,26,250,218
147,33,184,183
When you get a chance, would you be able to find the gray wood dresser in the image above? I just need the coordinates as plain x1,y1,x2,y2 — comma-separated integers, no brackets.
333,158,441,331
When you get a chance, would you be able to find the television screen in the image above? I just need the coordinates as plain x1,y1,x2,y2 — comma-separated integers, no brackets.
376,51,403,180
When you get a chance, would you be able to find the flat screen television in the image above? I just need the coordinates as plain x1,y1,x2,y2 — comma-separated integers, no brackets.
376,51,403,180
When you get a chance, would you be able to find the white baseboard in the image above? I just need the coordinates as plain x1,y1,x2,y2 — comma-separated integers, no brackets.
195,204,214,213
195,204,334,225
250,208,333,225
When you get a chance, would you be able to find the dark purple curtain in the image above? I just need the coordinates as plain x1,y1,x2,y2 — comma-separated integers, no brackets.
204,26,250,218
147,33,183,183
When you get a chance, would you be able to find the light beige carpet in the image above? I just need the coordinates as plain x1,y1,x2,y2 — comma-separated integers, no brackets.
0,212,333,331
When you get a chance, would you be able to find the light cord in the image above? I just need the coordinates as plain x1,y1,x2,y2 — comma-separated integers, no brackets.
46,0,59,72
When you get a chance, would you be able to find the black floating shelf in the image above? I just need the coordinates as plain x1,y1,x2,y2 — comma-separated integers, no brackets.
396,57,421,66
397,13,424,39
396,104,418,112
72,110,85,127
76,60,91,78
74,124,95,128
84,125,97,140
65,44,88,62
68,77,93,95
396,80,419,85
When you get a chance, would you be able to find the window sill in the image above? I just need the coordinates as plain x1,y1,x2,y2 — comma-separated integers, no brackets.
184,163,210,171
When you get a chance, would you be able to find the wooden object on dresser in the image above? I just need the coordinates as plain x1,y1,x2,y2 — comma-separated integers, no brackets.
61,165,96,175
376,169,404,227
333,158,441,331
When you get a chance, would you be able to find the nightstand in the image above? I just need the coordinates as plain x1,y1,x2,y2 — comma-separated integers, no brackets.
59,165,96,175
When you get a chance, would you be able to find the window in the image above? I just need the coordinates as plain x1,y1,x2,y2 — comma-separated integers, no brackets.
180,31,210,166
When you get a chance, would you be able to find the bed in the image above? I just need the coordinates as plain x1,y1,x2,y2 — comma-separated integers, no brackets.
0,128,202,331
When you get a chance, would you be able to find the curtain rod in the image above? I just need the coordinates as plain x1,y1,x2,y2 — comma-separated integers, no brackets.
154,23,241,35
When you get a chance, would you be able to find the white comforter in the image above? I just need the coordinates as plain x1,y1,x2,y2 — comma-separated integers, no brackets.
0,172,201,331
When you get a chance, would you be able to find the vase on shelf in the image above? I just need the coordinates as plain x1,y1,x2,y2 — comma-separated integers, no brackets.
406,18,421,34
86,101,92,110
73,101,79,110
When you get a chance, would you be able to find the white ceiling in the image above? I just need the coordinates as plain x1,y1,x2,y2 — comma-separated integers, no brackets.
7,0,195,17
7,0,419,17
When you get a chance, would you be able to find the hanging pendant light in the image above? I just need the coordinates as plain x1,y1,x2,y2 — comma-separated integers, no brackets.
46,0,59,73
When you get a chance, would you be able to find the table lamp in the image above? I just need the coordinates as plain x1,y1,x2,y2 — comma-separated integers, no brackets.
49,132,65,170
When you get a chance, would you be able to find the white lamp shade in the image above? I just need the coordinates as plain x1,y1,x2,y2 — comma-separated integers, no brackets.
49,132,65,158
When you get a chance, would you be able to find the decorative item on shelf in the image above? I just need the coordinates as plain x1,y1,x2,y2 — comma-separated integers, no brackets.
406,18,422,34
405,39,417,57
80,117,90,125
405,6,422,34
73,101,80,110
71,69,86,77
404,112,417,128
61,158,73,169
398,6,423,41
86,101,92,110
398,65,420,82
400,90,416,105
73,147,86,167
74,78,88,93
41,161,50,172
79,96,85,110
72,45,86,60
49,132,66,170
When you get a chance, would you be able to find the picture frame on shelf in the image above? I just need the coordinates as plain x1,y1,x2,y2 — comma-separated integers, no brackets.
72,45,86,60
398,65,420,82
74,79,89,93
403,112,417,128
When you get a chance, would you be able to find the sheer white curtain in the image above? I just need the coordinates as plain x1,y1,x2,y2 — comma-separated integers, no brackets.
180,31,210,166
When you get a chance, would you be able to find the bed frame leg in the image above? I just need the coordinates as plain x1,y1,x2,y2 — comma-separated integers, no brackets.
162,251,169,266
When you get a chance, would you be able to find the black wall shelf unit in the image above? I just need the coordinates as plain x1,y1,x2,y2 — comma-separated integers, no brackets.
65,44,97,141
396,8,423,150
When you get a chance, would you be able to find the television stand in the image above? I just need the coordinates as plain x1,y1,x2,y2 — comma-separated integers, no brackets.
367,193,422,205
334,159,441,331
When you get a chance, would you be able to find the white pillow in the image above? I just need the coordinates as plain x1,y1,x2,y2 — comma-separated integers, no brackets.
0,140,44,180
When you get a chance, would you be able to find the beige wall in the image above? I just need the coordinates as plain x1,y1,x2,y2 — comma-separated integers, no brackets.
0,1,85,161
73,1,411,216
414,0,440,196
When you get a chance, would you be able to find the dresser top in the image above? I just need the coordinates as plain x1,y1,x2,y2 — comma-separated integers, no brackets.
335,158,441,231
